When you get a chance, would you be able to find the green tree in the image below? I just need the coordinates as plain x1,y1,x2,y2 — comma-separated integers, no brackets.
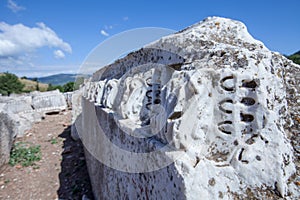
74,77,84,90
36,81,40,91
287,51,300,65
287,54,300,65
47,82,75,93
47,83,64,92
0,72,24,96
63,82,75,92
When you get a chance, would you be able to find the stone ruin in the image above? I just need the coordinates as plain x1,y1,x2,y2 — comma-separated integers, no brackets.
0,90,67,167
76,17,300,199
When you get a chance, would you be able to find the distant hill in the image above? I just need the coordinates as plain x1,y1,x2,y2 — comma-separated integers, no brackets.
287,51,300,65
29,74,89,86
0,72,48,94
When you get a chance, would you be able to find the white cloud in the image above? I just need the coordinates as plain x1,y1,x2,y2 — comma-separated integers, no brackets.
104,25,113,30
0,22,72,58
7,0,25,13
54,50,65,59
123,16,129,21
100,30,109,37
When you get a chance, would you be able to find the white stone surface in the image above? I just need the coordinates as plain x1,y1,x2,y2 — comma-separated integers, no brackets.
31,90,67,112
0,111,18,166
71,88,84,141
80,17,300,199
0,90,68,167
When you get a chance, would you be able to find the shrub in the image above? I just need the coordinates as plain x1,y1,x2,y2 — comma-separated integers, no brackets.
287,54,300,65
63,82,75,92
286,51,300,65
0,72,24,96
47,84,64,92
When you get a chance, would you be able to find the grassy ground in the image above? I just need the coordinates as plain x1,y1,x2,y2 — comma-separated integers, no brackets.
19,78,48,92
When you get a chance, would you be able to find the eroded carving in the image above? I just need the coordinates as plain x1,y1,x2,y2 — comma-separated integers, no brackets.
240,113,254,122
241,97,255,106
216,75,261,165
79,16,298,199
218,121,233,135
219,99,233,114
241,79,258,89
220,75,235,92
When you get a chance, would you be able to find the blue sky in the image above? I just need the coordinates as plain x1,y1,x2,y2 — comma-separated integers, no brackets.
0,0,299,77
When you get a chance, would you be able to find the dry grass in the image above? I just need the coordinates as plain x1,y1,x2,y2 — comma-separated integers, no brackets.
20,78,48,92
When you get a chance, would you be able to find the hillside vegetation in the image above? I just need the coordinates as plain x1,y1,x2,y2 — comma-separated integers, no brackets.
287,51,300,65
0,72,78,96
0,73,25,95
20,78,48,92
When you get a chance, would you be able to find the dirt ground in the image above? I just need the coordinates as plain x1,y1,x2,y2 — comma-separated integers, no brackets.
0,110,94,200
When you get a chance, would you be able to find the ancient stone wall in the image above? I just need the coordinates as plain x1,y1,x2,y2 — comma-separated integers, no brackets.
0,90,67,167
78,17,300,199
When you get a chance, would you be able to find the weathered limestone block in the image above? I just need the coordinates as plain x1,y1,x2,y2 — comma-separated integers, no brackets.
0,96,32,113
71,88,84,140
31,90,67,113
0,90,67,139
64,92,73,108
0,96,42,137
0,90,68,167
0,111,18,167
80,17,300,199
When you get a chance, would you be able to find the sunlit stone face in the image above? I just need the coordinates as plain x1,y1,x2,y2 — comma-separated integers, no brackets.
78,17,299,199
86,52,294,196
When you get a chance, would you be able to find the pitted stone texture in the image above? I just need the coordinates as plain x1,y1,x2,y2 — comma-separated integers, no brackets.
0,96,42,138
84,147,185,200
81,17,300,199
71,88,84,141
0,112,18,167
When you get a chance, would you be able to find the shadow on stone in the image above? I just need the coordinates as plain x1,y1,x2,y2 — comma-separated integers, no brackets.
57,125,94,200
